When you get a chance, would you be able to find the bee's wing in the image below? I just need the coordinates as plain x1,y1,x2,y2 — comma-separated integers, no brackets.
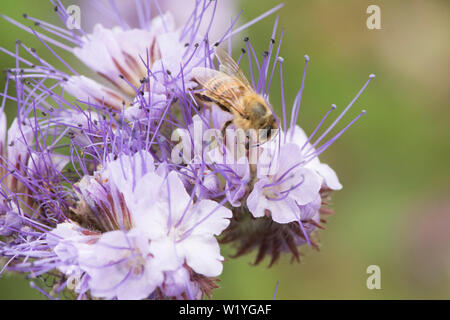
191,67,247,117
214,47,253,90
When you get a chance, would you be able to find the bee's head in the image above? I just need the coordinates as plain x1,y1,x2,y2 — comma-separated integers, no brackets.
245,99,279,145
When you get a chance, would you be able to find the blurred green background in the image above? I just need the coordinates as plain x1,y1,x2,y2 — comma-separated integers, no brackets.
0,0,449,299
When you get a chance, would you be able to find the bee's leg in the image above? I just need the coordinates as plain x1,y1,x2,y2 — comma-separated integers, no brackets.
195,93,213,104
245,131,250,151
221,120,233,151
192,93,208,112
244,130,258,151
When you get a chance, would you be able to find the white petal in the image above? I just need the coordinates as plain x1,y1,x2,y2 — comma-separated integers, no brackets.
268,198,302,224
314,163,342,190
149,238,182,272
27,152,69,174
7,118,33,166
0,111,6,150
246,179,269,218
80,229,162,300
186,199,232,237
63,76,127,109
288,167,322,205
102,151,156,200
133,197,169,239
46,222,82,249
150,12,176,34
178,235,224,277
288,125,310,147
130,171,164,213
274,143,304,177
159,171,191,224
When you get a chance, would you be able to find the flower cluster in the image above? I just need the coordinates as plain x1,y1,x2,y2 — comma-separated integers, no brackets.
0,0,373,299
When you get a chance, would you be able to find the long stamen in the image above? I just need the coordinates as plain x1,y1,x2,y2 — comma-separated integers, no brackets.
300,104,337,150
278,57,287,138
308,74,375,152
289,55,309,138
266,28,284,96
305,110,367,162
221,3,285,43
2,15,73,52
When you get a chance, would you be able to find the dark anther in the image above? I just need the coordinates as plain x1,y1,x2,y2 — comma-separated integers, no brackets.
194,43,199,48
241,48,246,54
54,6,58,12
244,37,249,42
140,91,145,96
166,70,171,75
30,48,36,52
22,13,28,18
119,74,125,79
271,38,275,44
16,40,22,45
184,42,189,47
263,51,269,57
214,42,220,47
34,22,41,27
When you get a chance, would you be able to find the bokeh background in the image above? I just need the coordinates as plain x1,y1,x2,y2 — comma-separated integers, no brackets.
0,0,449,299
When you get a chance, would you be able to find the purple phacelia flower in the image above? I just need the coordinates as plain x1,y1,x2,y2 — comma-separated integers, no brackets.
45,150,230,299
247,142,323,224
62,11,210,118
0,0,374,299
76,228,163,300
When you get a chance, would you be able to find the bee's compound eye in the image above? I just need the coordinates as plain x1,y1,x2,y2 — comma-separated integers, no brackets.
250,102,267,117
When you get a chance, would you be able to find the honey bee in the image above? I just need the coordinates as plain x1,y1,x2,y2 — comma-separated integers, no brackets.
192,47,278,146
